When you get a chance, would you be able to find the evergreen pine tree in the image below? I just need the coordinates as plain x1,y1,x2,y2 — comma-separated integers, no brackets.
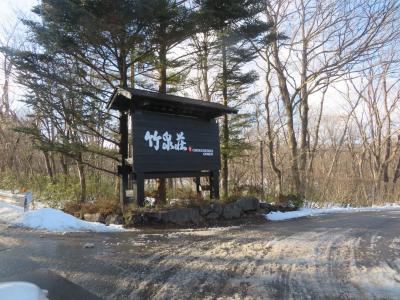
138,0,196,204
194,0,272,198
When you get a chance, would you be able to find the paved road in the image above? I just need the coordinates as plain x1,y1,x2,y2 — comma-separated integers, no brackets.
0,210,399,300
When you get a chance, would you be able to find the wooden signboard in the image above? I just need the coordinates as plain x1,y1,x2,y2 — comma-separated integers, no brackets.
107,87,237,207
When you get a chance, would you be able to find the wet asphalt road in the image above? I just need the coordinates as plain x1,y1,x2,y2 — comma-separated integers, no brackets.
0,210,399,300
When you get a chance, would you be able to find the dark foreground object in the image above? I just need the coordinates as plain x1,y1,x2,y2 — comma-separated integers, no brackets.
1,209,400,299
1,269,101,300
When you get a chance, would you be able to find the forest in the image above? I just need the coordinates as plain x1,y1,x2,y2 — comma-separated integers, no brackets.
0,0,399,211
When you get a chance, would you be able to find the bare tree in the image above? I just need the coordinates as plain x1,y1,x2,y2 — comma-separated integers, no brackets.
254,0,398,194
188,32,220,102
0,21,24,115
345,53,400,202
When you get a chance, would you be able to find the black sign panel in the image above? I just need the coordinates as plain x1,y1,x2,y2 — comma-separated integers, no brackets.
133,110,221,173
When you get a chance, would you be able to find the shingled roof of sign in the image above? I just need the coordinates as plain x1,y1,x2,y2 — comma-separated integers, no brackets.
107,87,238,119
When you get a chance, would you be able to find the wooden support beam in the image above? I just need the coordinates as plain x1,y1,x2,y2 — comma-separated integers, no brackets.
195,176,201,197
119,112,129,208
135,173,145,207
210,170,220,200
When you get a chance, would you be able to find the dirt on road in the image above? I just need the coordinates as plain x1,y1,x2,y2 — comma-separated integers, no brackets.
1,210,399,300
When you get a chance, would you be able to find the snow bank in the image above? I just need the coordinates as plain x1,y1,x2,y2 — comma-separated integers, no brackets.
0,282,49,300
0,201,124,232
265,204,400,221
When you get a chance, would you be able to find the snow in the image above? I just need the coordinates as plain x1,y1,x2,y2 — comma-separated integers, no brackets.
0,282,49,300
265,204,400,221
0,200,24,223
0,189,27,207
0,201,125,232
351,261,400,299
145,197,156,207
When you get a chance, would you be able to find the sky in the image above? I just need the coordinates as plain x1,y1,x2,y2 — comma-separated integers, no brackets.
0,0,37,24
0,0,349,114
0,0,396,125
0,0,38,112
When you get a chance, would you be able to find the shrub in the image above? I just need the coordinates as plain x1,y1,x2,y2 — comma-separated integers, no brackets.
276,193,304,208
80,197,121,215
63,202,82,216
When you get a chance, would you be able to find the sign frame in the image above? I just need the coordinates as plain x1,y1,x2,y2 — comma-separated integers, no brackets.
107,87,237,207
133,110,221,173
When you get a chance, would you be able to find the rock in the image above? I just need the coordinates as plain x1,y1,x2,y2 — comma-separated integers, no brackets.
205,211,220,220
210,202,223,215
83,213,105,223
162,208,203,224
222,203,242,219
142,212,163,223
199,204,212,216
259,201,275,212
126,214,143,226
83,243,94,249
200,202,223,219
105,214,124,225
277,205,297,212
235,197,259,212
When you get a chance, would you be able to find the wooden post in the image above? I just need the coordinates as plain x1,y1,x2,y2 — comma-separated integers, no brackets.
195,176,201,198
119,112,129,209
135,173,145,207
210,170,220,200
214,171,220,199
209,173,214,199
120,170,127,210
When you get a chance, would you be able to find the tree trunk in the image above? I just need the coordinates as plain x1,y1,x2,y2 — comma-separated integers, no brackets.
43,151,55,183
271,39,300,193
392,135,400,191
130,47,135,89
382,136,391,194
381,72,391,197
221,37,229,199
60,154,68,176
1,55,12,115
117,48,129,209
76,154,86,203
156,41,168,206
299,19,309,194
8,136,20,172
201,35,211,102
265,90,282,195
264,56,283,196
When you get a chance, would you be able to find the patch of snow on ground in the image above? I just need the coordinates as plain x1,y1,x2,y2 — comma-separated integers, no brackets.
135,226,241,240
351,261,400,299
265,204,400,221
167,226,241,238
0,200,124,232
389,237,400,250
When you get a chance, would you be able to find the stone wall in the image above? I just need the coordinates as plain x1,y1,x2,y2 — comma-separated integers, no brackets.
82,197,298,227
